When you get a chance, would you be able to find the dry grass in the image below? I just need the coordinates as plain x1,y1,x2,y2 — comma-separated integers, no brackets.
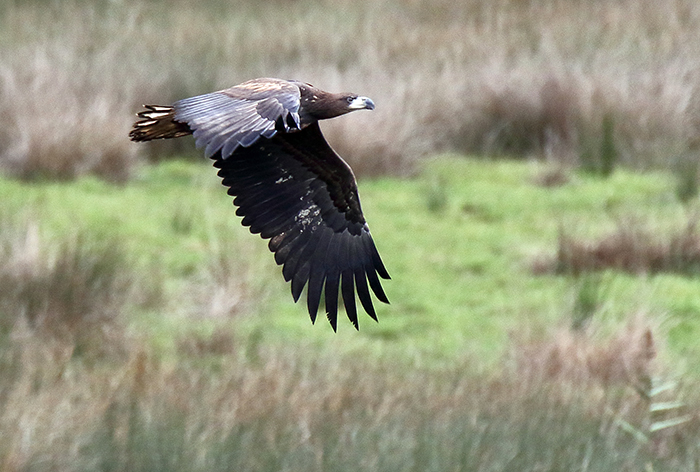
509,315,658,393
0,215,693,470
0,217,151,359
2,0,700,179
531,164,572,188
1,307,698,471
4,1,700,468
0,217,695,468
187,228,278,320
0,3,143,181
538,218,700,276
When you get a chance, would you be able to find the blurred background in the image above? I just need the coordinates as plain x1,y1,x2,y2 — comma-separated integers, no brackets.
2,0,700,470
3,0,700,180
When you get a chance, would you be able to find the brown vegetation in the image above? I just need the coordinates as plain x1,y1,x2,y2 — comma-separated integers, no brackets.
0,219,142,358
1,300,696,470
0,216,696,469
0,217,700,471
510,316,657,392
2,0,700,179
0,219,693,470
539,219,700,276
3,1,700,469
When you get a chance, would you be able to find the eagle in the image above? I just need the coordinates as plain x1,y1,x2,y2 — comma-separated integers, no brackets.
129,78,389,331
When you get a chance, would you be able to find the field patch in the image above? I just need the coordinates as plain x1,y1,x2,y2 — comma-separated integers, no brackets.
2,156,700,469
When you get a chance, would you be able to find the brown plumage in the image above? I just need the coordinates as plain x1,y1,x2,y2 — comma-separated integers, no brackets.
129,78,389,331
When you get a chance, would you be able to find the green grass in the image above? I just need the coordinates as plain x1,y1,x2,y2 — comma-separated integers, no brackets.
5,0,700,466
4,155,700,470
1,155,698,369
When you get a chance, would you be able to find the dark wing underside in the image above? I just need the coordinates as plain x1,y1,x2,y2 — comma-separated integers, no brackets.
213,123,390,330
133,78,390,330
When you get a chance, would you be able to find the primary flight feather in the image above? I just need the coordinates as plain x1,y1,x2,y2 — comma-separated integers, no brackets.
129,78,390,331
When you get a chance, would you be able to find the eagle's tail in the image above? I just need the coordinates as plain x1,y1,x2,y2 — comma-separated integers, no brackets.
129,105,192,142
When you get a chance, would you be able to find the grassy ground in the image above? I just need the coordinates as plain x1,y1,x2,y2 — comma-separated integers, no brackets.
3,156,700,470
3,156,698,362
4,0,700,468
0,157,694,350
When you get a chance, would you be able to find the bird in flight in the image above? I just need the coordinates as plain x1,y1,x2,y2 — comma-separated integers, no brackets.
129,78,389,331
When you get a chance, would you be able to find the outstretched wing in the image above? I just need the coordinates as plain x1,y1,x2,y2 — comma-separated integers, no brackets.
213,123,390,330
174,78,302,159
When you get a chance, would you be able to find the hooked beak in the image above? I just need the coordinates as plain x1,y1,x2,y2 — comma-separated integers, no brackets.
349,96,375,110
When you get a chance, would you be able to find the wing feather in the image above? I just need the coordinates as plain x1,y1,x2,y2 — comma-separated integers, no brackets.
282,228,319,282
354,266,377,322
289,234,320,301
367,265,389,304
132,78,387,330
291,261,311,302
174,80,301,158
212,122,389,329
306,230,332,323
342,268,358,329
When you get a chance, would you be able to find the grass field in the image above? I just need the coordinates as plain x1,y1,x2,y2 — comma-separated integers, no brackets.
4,0,700,469
3,156,699,362
3,156,700,470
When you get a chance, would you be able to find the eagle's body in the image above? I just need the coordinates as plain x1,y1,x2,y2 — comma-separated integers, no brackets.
130,78,389,330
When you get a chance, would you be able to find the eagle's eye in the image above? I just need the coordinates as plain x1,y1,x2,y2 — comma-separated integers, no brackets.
346,96,356,104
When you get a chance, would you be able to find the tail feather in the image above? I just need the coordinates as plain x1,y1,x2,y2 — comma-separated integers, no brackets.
129,105,192,142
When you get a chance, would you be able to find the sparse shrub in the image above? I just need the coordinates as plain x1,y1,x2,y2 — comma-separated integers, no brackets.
171,203,197,235
531,161,572,187
3,318,699,471
512,318,695,460
616,375,693,458
571,274,604,330
426,176,448,213
186,228,276,319
580,113,619,177
674,152,700,204
0,218,157,358
3,0,700,180
0,3,141,182
510,316,657,390
599,113,618,177
544,219,700,276
176,330,236,358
